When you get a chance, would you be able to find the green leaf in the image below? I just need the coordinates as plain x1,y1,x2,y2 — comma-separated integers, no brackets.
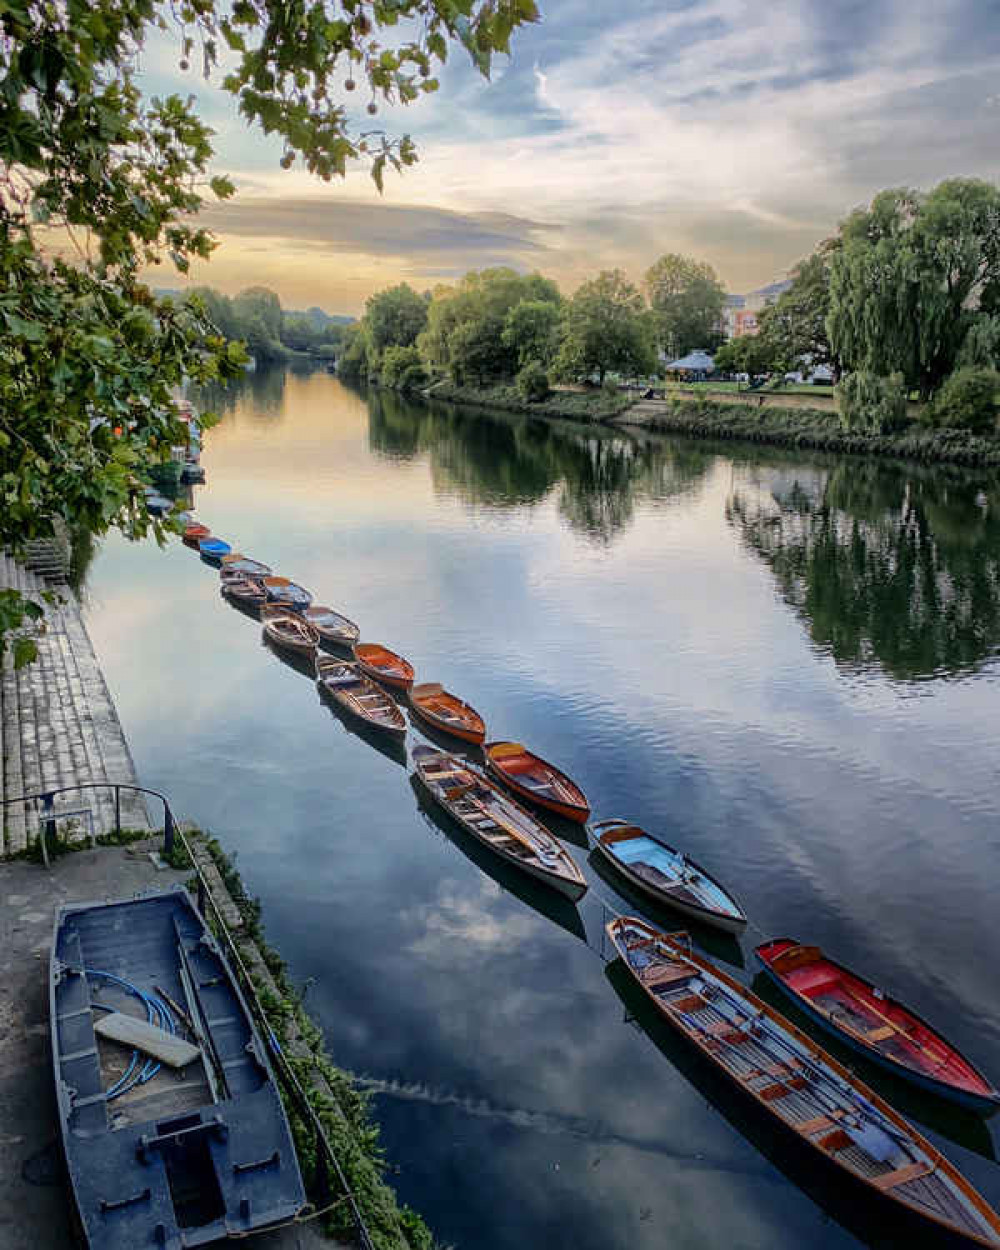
13,637,37,669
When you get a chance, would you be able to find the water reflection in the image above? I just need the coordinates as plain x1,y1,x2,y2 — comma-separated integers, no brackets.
368,387,714,543
727,459,1000,680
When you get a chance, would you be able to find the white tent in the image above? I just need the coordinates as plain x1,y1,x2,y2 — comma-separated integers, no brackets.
663,350,716,373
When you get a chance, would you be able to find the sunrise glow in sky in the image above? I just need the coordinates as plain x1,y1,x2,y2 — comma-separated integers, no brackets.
140,1,1000,314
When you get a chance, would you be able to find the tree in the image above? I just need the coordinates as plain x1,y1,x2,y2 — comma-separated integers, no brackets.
644,253,726,358
502,298,563,369
516,360,550,402
556,270,656,384
380,345,426,392
232,286,286,361
713,333,778,378
756,244,841,377
926,368,1000,431
365,284,429,355
828,179,1000,400
1,0,539,663
419,269,561,382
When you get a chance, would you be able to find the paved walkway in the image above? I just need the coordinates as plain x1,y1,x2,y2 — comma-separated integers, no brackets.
1,553,148,855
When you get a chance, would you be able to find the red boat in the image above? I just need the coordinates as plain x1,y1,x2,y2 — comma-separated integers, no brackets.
182,522,210,549
352,643,415,691
756,938,1000,1114
483,741,590,824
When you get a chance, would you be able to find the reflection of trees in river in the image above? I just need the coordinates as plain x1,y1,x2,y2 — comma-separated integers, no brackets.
367,389,713,543
191,362,291,421
727,459,1000,680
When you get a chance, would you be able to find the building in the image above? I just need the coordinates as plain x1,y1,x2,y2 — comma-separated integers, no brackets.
722,279,793,339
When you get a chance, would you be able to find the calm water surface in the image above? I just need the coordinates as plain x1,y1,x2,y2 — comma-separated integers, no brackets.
83,368,1000,1249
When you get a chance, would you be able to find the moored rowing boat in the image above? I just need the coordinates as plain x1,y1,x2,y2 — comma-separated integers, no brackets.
219,554,272,577
261,604,319,656
756,938,1000,1114
182,522,210,549
304,605,361,649
316,655,406,736
262,576,312,611
353,642,415,691
409,682,486,745
413,745,586,900
608,917,1000,1248
483,741,590,823
592,818,746,934
198,537,232,563
220,573,266,610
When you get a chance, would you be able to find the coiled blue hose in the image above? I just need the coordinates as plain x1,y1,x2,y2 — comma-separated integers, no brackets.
86,969,176,1101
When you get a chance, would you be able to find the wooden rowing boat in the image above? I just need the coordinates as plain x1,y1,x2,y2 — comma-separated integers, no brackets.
52,888,307,1248
608,917,1000,1248
219,554,272,577
304,605,360,649
261,604,319,656
198,537,232,563
262,575,312,611
220,573,266,610
483,741,590,823
409,682,486,745
316,656,406,736
353,642,415,691
182,522,210,549
592,818,746,934
413,745,587,900
756,938,1000,1114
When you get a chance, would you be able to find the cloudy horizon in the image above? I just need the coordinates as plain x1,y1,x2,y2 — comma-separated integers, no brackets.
141,0,1000,314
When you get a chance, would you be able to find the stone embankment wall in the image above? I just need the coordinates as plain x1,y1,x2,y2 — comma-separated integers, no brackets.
0,553,148,855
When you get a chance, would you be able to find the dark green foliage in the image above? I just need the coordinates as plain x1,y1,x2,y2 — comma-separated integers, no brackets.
380,344,427,392
503,299,563,369
365,284,429,354
430,380,634,421
516,360,550,402
836,371,908,433
928,368,1000,432
644,253,726,358
714,333,778,377
757,246,840,377
556,270,656,384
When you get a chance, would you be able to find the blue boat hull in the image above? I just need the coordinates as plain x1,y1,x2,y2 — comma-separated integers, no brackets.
755,960,1000,1115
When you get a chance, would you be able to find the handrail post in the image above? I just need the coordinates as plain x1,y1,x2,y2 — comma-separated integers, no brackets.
41,792,54,868
163,801,175,858
114,785,121,839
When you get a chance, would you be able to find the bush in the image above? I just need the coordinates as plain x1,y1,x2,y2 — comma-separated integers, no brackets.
835,371,908,432
516,359,550,403
927,367,1000,432
380,344,426,392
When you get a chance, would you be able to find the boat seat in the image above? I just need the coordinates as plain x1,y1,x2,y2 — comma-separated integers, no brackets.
640,964,694,990
867,1025,896,1043
870,1160,935,1191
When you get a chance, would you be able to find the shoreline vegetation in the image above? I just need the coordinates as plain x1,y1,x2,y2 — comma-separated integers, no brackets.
414,381,1000,470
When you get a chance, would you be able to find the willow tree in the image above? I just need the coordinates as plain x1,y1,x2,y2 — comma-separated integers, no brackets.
0,0,540,664
827,178,1000,400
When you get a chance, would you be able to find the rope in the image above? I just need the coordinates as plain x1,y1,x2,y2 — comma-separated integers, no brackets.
83,968,176,1101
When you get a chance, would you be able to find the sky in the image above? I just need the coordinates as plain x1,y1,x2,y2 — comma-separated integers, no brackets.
140,0,1000,314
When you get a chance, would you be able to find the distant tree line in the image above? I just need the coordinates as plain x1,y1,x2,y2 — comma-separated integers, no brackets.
187,285,352,364
715,178,1000,433
338,254,730,400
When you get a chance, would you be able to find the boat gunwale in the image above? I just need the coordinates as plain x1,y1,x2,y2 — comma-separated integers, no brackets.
591,818,747,930
316,656,406,735
608,916,1000,1247
352,642,415,688
483,739,590,821
261,605,320,652
409,684,486,743
755,936,999,1109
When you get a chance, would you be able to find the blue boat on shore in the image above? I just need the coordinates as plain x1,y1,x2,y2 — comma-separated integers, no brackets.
50,887,306,1247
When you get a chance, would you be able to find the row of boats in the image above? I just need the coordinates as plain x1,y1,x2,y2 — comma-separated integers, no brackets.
182,517,1000,1247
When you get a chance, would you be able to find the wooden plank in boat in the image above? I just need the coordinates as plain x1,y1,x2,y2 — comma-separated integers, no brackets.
870,1160,936,1191
94,1012,201,1069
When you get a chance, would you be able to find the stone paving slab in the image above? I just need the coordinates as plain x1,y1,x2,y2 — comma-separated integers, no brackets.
0,843,333,1249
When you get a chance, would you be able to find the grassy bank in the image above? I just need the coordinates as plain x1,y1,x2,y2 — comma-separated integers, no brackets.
172,831,435,1250
425,379,635,421
619,397,1000,469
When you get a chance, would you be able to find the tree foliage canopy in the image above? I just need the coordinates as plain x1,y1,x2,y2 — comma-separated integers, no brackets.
365,283,429,354
828,179,1000,399
0,0,539,662
556,269,655,383
644,253,726,359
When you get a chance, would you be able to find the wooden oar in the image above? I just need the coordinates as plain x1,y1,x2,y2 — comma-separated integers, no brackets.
838,983,950,1068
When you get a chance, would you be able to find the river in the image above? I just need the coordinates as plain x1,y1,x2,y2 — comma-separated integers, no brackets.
83,366,1000,1249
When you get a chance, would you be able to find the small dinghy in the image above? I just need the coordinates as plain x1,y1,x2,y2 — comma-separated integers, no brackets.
483,741,590,823
413,745,586,900
353,642,415,691
304,605,361,650
198,537,232,563
220,573,266,610
261,605,319,657
756,938,1000,1114
608,917,1000,1249
182,522,210,549
262,576,312,611
51,888,306,1248
219,555,272,578
144,491,173,517
316,656,406,736
409,682,486,745
592,819,746,934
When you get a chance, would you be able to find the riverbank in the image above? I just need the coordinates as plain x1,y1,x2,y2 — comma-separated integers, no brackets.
424,378,634,420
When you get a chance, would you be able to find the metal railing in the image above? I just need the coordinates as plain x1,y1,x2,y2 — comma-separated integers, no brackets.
0,780,376,1250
